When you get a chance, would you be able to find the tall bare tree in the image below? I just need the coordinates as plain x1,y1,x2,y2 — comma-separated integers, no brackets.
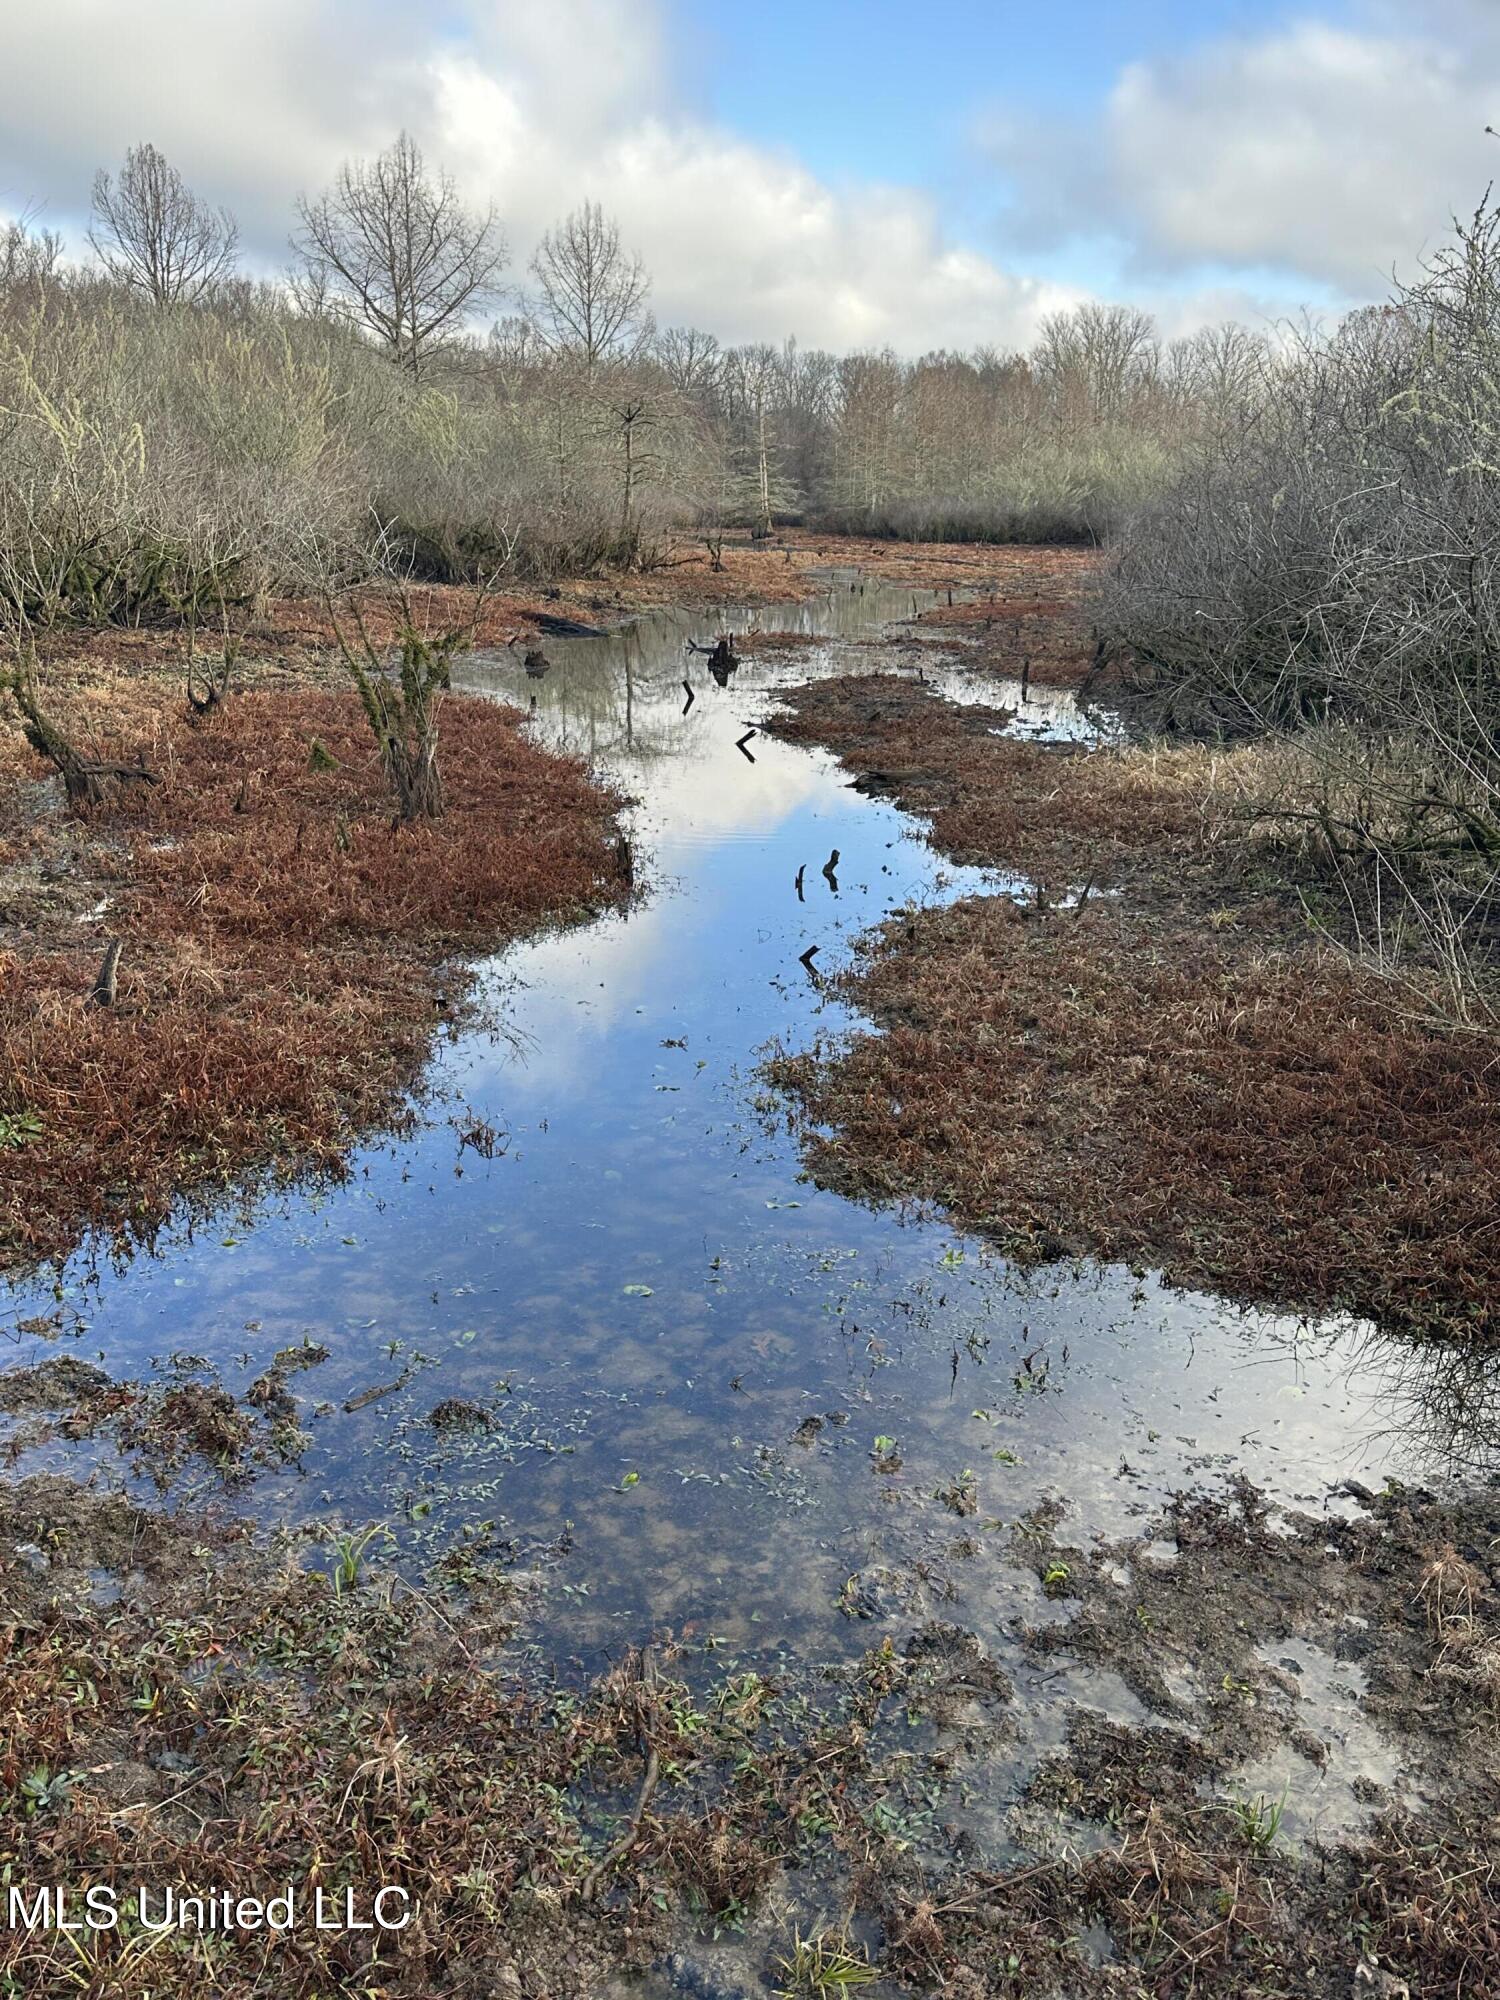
725,344,796,536
530,201,652,376
89,144,239,306
293,134,505,378
1035,303,1159,426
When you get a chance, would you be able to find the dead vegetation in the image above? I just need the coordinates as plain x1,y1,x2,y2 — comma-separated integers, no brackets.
0,656,626,1271
767,673,1499,1336
908,547,1101,687
2,1467,1498,1998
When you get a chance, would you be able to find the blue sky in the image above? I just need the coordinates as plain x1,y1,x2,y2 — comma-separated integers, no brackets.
688,0,1317,182
670,0,1437,320
686,1,1344,216
0,0,1494,351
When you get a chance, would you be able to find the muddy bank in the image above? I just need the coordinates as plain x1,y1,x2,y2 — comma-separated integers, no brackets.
5,545,1499,1998
2,1458,1497,1998
765,673,1497,1338
0,673,628,1272
27,530,1053,687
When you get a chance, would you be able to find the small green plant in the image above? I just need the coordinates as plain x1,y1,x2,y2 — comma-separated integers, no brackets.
325,1523,390,1597
1043,1561,1071,1596
16,1766,73,1817
1228,1783,1289,1850
774,1926,881,1995
0,1110,43,1149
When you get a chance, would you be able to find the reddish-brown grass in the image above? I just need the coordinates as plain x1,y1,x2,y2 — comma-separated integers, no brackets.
1,678,625,1270
772,896,1496,1333
909,547,1101,686
767,673,1499,1337
31,530,1077,682
769,674,1200,889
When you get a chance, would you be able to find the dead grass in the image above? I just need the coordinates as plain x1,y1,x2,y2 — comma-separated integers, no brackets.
29,530,1063,686
2,1460,1499,1997
766,674,1499,1337
0,671,625,1270
768,674,1205,890
0,1478,1003,1999
907,548,1101,687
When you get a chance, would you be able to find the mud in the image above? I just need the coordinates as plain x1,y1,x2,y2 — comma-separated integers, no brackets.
3,543,1498,1996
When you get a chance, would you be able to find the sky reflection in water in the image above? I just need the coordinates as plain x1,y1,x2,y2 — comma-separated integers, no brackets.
3,579,1482,1675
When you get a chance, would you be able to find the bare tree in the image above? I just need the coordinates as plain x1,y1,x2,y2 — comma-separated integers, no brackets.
655,325,721,395
725,344,795,536
486,312,548,392
89,144,239,306
1035,303,1159,426
293,133,506,378
531,201,652,375
0,209,62,289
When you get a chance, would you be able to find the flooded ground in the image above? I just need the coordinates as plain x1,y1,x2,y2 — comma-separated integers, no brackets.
3,576,1489,1848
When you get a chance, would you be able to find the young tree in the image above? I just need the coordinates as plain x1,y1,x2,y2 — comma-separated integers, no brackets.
0,210,62,289
724,344,797,536
89,143,239,306
293,134,506,378
531,201,652,375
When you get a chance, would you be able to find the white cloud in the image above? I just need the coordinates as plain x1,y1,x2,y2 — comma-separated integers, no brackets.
0,0,1078,353
982,1,1500,297
14,1,1472,348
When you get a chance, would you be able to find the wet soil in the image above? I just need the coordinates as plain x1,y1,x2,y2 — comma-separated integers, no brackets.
764,677,1499,1337
4,1455,1498,1998
3,542,1499,1996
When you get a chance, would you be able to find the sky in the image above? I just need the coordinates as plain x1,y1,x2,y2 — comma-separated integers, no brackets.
1,0,1498,354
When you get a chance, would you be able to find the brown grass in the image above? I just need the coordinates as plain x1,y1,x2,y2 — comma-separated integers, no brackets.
908,547,1100,686
0,673,625,1270
768,674,1203,888
767,675,1499,1336
31,530,1068,682
5,1466,1498,1998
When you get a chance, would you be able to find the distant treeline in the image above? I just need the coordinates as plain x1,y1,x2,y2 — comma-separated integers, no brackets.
4,138,1497,1018
0,135,1273,618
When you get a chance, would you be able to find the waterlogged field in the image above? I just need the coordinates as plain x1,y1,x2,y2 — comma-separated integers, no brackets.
5,582,1462,1653
4,575,1496,1997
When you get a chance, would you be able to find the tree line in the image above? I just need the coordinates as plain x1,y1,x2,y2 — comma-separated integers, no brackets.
0,130,1268,614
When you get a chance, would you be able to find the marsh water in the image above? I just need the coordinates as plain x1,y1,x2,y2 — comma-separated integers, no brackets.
4,577,1490,1761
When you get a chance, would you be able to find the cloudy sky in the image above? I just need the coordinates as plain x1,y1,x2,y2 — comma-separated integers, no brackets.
2,0,1497,353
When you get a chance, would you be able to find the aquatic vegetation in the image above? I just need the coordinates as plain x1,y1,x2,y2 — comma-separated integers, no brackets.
1228,1783,1290,1851
774,1927,881,1994
325,1522,392,1596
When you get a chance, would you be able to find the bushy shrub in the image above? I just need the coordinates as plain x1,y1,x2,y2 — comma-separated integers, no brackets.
1098,203,1500,1015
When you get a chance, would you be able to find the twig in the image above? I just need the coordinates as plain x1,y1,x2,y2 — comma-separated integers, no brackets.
579,1746,661,1901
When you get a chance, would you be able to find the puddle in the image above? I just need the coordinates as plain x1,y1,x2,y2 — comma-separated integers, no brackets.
1228,1637,1409,1842
2,575,1489,1703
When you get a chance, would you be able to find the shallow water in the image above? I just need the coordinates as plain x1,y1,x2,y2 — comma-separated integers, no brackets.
2,578,1487,1712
